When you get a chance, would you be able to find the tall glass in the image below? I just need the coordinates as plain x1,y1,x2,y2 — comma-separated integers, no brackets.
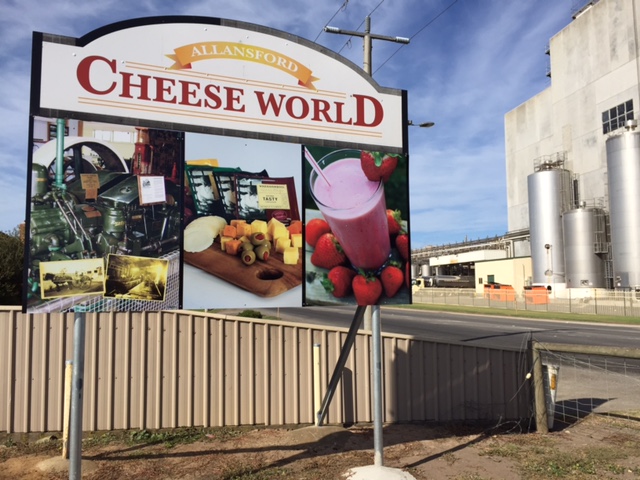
310,149,390,271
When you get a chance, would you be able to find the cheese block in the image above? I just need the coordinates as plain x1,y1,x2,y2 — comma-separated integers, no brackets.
275,237,291,253
267,217,284,236
220,235,234,251
283,247,299,264
251,219,268,234
290,233,302,248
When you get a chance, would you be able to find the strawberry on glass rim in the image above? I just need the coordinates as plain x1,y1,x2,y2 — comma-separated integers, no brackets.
360,150,401,183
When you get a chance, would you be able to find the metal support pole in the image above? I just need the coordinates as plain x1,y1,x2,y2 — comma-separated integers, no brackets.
371,305,384,466
61,361,73,459
55,118,66,190
363,305,372,331
69,312,86,480
313,343,322,426
316,306,365,426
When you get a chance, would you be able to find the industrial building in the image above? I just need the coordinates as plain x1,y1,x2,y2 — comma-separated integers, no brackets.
412,0,640,297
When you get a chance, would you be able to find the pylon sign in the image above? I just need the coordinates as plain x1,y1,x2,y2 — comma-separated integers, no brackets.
25,17,411,313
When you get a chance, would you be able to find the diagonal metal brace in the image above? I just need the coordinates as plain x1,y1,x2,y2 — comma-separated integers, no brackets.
316,305,366,426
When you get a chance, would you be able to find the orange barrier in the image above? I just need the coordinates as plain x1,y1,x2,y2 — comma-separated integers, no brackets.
483,283,516,302
524,286,549,304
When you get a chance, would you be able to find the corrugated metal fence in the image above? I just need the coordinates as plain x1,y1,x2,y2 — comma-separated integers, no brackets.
0,308,532,434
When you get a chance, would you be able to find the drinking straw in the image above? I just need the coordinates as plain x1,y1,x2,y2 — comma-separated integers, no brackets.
304,147,331,186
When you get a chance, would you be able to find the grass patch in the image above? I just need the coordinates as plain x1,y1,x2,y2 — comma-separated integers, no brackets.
395,303,640,326
519,444,631,478
480,441,522,459
124,426,248,448
0,436,60,460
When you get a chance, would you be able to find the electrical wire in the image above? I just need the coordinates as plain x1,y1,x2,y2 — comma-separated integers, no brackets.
314,0,350,42
373,0,459,75
337,0,386,54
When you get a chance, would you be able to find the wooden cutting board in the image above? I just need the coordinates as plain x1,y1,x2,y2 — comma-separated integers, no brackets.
184,244,302,297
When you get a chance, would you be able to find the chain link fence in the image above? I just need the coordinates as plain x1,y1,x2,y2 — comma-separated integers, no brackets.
412,287,640,318
532,341,640,431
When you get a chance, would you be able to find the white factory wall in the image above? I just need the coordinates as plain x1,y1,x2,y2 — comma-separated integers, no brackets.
475,257,533,295
428,249,507,267
505,0,640,232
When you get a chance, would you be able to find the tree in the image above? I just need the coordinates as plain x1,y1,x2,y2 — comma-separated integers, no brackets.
0,227,24,305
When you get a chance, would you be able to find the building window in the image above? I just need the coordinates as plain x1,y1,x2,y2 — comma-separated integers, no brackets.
602,100,633,134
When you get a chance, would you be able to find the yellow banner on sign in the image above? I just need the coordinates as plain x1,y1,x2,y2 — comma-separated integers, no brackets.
167,42,319,89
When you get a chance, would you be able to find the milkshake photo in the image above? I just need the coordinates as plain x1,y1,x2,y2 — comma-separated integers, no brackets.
304,145,411,306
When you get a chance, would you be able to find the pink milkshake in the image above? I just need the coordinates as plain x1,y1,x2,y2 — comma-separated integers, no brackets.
310,149,390,271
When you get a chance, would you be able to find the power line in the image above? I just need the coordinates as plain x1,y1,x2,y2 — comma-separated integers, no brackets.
373,0,459,75
337,0,386,54
314,0,350,42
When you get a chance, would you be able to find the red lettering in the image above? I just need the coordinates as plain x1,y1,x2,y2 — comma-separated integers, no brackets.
353,94,383,127
311,99,332,122
255,92,286,115
226,87,245,112
76,56,117,95
74,59,384,130
332,101,352,125
179,81,201,107
204,84,222,109
120,72,152,100
154,77,176,104
285,96,309,119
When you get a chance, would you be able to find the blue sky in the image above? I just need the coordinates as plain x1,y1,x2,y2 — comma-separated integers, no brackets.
0,0,576,247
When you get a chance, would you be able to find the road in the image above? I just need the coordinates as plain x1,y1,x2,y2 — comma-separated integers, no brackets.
260,306,640,351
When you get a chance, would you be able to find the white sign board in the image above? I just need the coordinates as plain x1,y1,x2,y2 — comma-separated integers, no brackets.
37,19,404,149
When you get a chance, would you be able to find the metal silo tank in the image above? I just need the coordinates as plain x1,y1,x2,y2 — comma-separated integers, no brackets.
606,124,640,289
562,207,606,288
421,264,431,277
527,167,572,288
410,263,419,279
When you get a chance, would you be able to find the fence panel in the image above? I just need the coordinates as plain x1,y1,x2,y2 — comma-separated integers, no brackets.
0,307,532,434
533,342,640,430
414,287,640,319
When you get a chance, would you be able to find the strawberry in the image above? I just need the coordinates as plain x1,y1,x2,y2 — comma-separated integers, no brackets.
386,209,402,236
352,271,383,305
380,263,404,298
305,218,331,248
396,233,409,261
311,233,347,269
321,266,356,298
360,151,401,182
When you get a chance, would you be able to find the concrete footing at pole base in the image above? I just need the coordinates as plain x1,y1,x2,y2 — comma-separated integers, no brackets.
342,465,417,479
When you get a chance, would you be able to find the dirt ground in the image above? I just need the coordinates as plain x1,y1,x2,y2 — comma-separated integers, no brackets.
2,415,640,480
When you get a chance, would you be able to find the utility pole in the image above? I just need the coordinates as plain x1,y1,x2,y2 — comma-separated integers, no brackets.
324,17,411,476
325,16,410,76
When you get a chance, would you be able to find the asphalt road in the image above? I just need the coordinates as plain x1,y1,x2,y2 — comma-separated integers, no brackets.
260,306,640,351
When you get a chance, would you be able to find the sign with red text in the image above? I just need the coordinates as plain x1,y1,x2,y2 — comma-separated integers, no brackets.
26,17,410,313
35,19,404,150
